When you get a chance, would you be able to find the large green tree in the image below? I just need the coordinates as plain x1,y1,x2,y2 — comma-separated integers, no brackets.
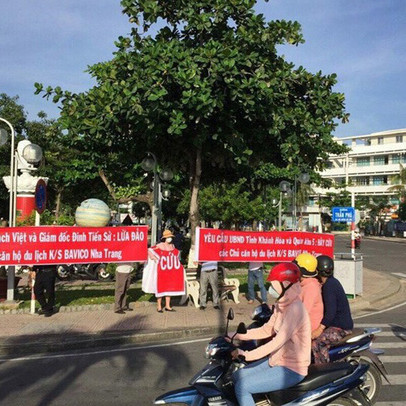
36,0,349,248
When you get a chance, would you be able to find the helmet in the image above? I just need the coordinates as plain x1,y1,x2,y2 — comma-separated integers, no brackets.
317,255,334,277
294,253,318,278
267,262,300,284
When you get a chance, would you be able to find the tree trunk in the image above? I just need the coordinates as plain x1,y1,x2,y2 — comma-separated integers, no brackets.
55,189,63,221
98,168,153,213
99,168,117,200
188,148,202,267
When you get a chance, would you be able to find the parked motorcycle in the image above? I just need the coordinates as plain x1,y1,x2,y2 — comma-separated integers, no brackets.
248,303,389,404
56,263,112,281
154,308,372,406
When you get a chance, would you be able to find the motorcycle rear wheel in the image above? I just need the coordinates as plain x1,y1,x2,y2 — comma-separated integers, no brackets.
95,264,112,281
56,265,71,280
359,359,382,404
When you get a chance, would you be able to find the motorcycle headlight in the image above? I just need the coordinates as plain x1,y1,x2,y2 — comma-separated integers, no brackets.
205,343,219,359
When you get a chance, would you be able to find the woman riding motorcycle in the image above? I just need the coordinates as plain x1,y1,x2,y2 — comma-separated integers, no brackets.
294,253,324,335
231,262,311,406
311,255,353,363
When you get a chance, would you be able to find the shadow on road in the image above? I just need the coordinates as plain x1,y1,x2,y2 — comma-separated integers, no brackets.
0,314,193,405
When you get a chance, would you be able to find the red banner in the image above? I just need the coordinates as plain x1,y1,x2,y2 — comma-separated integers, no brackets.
195,228,334,262
155,248,185,296
0,226,148,266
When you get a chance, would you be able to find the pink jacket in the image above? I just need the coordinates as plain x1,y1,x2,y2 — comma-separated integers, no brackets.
236,283,311,376
300,278,323,331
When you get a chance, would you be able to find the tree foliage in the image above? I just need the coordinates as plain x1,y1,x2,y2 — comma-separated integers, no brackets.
36,0,349,244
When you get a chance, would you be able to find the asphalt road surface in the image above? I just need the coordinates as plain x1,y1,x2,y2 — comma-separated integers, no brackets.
0,235,405,405
334,234,406,278
0,303,405,405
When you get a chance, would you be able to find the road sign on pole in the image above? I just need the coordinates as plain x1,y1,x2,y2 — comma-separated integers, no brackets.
35,179,47,214
332,206,355,223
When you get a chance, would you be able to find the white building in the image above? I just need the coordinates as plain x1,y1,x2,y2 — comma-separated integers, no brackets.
307,128,406,230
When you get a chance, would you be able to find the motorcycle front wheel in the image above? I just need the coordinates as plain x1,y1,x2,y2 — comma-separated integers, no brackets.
95,264,112,281
56,265,71,280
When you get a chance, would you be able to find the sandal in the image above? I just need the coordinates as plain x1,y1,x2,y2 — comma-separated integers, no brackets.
165,308,175,312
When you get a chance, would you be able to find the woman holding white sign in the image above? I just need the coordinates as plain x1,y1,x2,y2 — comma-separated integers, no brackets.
142,229,185,313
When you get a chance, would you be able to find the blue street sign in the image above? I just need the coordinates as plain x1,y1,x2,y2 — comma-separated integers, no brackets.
332,206,355,223
35,179,47,214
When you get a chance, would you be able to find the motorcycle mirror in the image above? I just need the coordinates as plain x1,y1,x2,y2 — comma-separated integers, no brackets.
236,322,247,335
225,308,235,337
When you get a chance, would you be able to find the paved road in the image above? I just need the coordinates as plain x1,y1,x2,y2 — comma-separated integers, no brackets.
1,236,405,405
1,303,405,405
354,302,406,405
334,234,406,279
0,335,209,405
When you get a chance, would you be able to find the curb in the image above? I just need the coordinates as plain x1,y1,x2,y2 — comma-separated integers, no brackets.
0,326,221,358
0,300,155,315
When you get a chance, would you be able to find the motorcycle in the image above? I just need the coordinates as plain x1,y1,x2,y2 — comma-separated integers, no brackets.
154,308,372,406
56,263,112,281
248,304,389,404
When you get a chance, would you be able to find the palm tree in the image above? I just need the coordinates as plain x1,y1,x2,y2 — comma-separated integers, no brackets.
387,165,406,201
296,183,315,231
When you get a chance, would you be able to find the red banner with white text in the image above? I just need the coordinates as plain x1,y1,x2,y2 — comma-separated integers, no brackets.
0,226,148,266
195,228,334,262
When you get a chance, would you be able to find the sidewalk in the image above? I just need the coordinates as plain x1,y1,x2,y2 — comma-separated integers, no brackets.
0,268,404,358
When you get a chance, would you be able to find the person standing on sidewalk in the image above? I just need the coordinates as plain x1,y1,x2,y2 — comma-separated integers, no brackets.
114,263,134,314
142,229,185,313
33,265,57,317
246,262,267,304
311,255,353,363
199,261,220,310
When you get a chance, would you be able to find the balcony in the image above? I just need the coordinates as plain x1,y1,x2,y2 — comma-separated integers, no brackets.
321,163,403,178
348,142,406,157
313,185,398,196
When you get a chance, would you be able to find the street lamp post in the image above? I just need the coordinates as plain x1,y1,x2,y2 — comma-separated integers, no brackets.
278,180,291,231
0,118,16,227
0,121,44,302
0,118,16,303
292,172,310,231
141,153,173,245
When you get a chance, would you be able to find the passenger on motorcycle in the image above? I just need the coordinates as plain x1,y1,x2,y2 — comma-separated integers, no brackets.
311,255,353,363
294,253,324,335
230,262,311,406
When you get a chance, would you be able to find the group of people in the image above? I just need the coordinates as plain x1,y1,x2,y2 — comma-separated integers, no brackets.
231,253,353,406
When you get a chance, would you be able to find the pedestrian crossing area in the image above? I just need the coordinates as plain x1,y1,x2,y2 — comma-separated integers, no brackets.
391,272,406,279
354,323,406,405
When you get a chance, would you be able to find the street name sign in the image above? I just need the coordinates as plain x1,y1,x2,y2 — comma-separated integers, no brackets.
332,206,355,223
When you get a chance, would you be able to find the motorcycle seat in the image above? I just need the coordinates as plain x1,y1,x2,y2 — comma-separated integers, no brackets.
265,362,357,405
294,362,356,391
330,328,366,347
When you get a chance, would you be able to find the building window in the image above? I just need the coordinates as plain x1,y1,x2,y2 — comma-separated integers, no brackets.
357,157,370,167
377,137,384,145
392,154,406,164
374,156,387,165
356,177,369,185
396,135,403,143
372,176,387,185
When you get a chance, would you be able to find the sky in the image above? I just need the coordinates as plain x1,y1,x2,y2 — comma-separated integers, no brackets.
1,0,405,139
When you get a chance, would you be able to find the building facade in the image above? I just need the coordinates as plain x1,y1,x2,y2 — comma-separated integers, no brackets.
305,129,406,230
314,128,406,200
